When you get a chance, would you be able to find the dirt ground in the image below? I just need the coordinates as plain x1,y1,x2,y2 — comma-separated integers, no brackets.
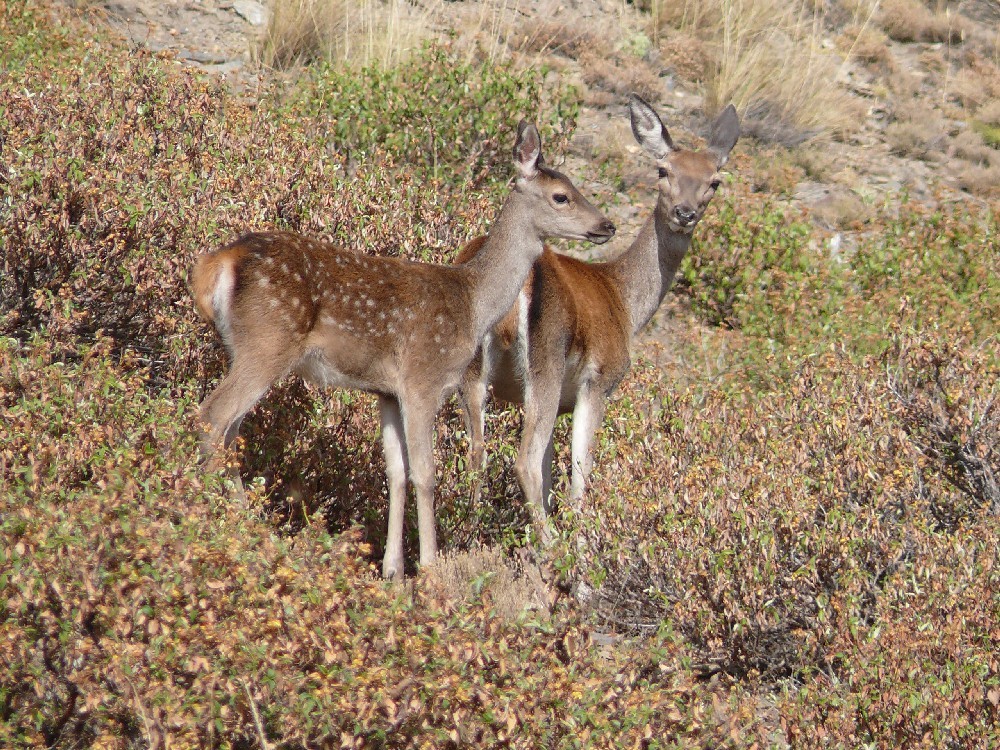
83,0,262,70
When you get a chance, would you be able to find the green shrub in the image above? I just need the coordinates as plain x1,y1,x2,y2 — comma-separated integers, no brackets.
677,191,998,384
850,204,1000,342
675,196,830,337
288,43,580,191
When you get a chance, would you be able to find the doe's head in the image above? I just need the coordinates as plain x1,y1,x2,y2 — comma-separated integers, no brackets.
628,94,740,234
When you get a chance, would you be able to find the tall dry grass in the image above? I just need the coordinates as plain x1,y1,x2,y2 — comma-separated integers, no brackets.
258,0,441,69
647,0,865,143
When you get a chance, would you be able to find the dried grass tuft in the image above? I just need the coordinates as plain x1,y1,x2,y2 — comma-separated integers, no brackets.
507,16,612,60
656,29,714,82
977,99,1000,128
954,160,1000,197
885,120,947,160
951,127,996,166
646,0,865,143
258,0,437,69
876,0,968,44
884,94,951,161
421,547,549,619
838,22,894,70
948,54,1000,112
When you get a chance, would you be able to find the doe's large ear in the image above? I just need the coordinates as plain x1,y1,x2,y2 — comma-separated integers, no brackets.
628,94,674,162
513,120,542,180
708,104,740,169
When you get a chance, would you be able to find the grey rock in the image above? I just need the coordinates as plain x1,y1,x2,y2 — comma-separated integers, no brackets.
232,0,268,26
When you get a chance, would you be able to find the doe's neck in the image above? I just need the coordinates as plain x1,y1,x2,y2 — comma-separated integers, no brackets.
609,208,693,335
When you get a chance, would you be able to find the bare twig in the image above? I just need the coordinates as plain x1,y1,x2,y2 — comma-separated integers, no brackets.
242,679,272,750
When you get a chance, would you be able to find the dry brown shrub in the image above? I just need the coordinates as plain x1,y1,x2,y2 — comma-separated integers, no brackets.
578,52,665,102
954,160,1000,196
656,29,713,82
792,144,840,182
886,120,946,159
917,45,950,73
978,99,1000,127
948,53,1000,111
746,147,805,195
807,186,872,229
886,60,927,98
885,97,949,159
951,126,997,165
877,0,969,43
838,22,895,69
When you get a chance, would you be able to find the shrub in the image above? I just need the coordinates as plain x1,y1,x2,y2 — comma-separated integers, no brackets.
0,337,686,748
674,193,841,352
887,336,1000,521
287,43,581,189
677,193,998,369
5,3,1000,747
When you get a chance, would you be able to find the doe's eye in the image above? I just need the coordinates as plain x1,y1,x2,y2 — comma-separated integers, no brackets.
553,193,569,205
710,179,722,191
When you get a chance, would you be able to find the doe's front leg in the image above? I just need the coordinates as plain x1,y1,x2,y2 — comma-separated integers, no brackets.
515,370,563,546
569,384,606,513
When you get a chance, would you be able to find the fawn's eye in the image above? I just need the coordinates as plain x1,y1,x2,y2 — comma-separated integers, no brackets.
553,193,569,205
658,167,669,179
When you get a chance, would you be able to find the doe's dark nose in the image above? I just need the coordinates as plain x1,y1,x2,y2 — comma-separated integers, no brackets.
674,206,697,226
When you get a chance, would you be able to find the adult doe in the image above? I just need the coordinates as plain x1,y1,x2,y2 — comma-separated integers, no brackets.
457,95,739,535
191,121,615,579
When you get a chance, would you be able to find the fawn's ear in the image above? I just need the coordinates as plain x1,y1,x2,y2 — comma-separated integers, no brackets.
514,120,543,180
628,94,675,162
708,104,741,169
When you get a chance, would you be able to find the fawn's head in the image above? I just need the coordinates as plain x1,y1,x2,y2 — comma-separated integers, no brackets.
511,120,616,245
628,95,740,234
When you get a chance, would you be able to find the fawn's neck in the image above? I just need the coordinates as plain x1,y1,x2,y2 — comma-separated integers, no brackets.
459,192,545,343
608,208,692,336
